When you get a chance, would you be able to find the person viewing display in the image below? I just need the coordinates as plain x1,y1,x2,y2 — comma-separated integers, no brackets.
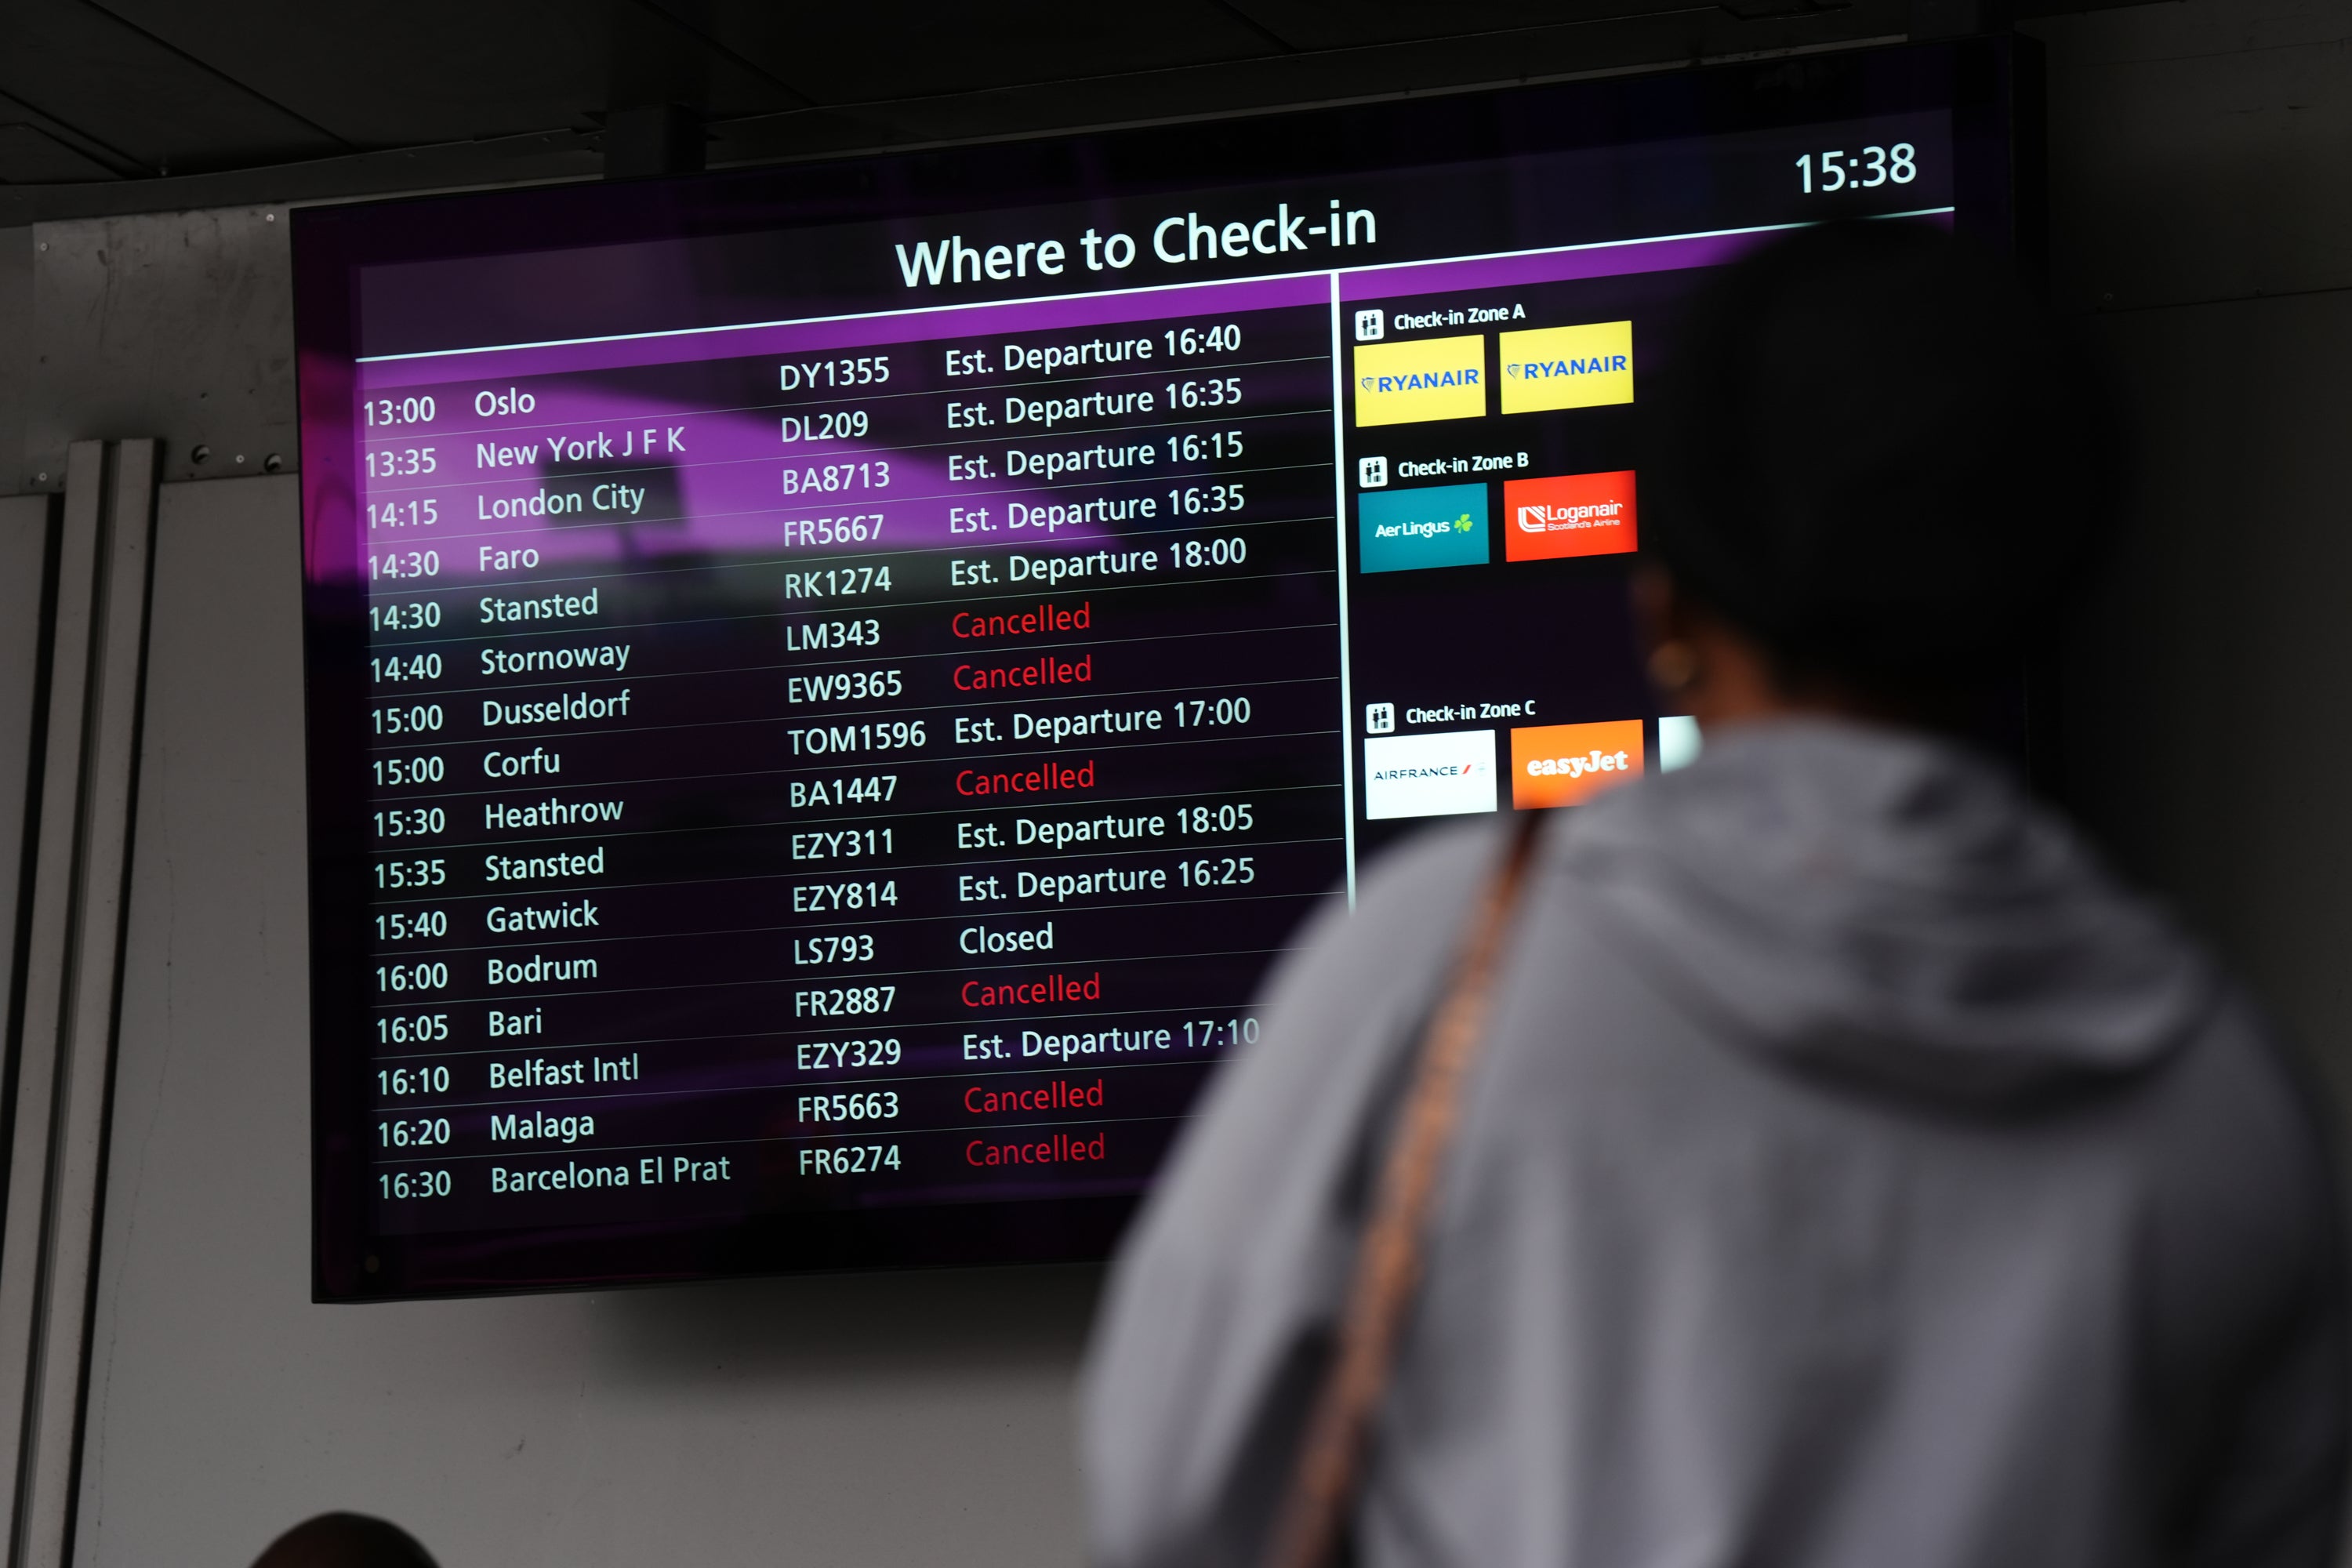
1080,222,2348,1568
250,1513,440,1568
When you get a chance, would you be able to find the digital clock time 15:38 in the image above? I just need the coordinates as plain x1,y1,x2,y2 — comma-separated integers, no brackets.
1796,143,1917,194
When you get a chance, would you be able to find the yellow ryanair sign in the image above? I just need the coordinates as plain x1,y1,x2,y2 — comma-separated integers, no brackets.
1498,321,1635,413
1353,335,1486,426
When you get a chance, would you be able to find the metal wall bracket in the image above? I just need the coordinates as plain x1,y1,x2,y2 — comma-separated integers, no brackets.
0,439,159,1568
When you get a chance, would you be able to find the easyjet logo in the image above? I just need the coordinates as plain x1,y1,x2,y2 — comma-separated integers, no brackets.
1510,720,1646,808
1525,747,1630,780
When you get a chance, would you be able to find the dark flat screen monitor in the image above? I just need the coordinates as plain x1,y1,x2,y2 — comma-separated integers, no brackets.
296,37,2036,1298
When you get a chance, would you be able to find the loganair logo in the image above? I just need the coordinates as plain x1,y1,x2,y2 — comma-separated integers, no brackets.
1497,321,1635,413
1502,471,1636,562
1518,499,1621,532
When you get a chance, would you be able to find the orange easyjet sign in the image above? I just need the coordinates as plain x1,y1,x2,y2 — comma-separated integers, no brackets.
1501,470,1636,561
1510,719,1646,808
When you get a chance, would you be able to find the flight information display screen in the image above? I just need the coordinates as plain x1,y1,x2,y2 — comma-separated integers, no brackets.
297,38,2031,1298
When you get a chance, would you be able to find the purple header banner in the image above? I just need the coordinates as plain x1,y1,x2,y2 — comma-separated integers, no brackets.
359,271,1332,390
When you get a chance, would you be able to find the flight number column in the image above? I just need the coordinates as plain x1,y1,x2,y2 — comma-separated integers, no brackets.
776,295,1347,1203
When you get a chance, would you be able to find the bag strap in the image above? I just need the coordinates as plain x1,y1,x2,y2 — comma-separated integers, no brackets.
1261,811,1548,1568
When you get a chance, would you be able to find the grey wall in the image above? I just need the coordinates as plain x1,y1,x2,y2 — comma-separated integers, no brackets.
9,2,2352,1563
2024,0,2352,1102
71,475,1098,1567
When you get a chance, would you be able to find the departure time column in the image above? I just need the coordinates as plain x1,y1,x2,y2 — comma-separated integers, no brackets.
775,289,1345,1200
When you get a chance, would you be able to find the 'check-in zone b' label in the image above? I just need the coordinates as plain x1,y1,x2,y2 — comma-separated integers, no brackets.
1358,483,1489,573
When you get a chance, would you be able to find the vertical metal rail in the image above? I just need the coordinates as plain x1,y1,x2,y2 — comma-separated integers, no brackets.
0,441,160,1568
1327,273,1358,905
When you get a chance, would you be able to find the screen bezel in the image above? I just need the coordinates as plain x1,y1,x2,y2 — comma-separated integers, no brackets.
297,35,2038,1301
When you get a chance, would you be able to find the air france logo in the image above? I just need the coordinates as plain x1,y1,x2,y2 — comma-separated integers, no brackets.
1363,729,1498,821
1497,321,1634,413
1352,334,1487,426
1370,760,1479,782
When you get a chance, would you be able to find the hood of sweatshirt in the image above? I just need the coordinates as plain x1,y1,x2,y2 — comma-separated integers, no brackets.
1560,718,2214,1103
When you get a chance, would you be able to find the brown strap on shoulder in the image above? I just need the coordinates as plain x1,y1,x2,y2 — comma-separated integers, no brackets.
1261,811,1548,1568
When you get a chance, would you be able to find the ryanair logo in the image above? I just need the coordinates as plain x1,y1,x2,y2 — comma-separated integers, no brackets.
1353,335,1486,427
1498,321,1634,413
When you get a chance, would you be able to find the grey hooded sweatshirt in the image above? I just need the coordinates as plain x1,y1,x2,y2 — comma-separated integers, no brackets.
1082,719,2345,1568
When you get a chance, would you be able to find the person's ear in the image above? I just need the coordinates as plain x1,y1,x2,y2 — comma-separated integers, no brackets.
1632,565,1700,697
